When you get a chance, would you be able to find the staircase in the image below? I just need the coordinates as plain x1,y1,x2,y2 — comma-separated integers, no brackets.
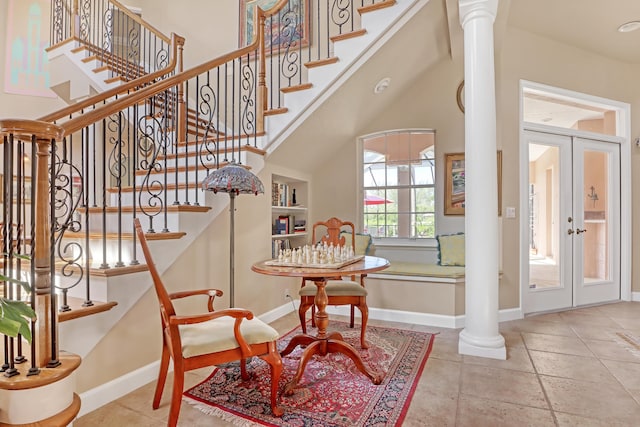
0,0,431,422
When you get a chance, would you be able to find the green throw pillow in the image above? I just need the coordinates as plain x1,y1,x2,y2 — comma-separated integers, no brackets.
339,232,373,255
437,233,465,266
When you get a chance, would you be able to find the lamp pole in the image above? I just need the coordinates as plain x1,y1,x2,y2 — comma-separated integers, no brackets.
229,191,236,308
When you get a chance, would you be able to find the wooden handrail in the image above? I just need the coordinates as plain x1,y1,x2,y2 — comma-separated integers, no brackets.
0,119,64,141
39,33,185,124
107,0,171,44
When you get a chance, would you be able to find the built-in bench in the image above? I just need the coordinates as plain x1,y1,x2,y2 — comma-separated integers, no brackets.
369,261,465,283
337,232,468,318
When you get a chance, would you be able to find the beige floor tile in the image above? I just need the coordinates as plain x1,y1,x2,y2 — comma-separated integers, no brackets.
559,311,623,328
600,358,640,390
610,316,640,330
429,336,463,362
540,375,640,424
526,312,565,323
568,324,621,341
456,395,555,427
510,319,579,337
463,346,535,373
529,350,617,384
583,338,640,363
522,332,594,357
629,388,640,405
178,400,236,426
595,302,640,319
403,392,458,427
418,358,461,394
75,402,162,427
413,324,461,340
113,381,169,422
555,411,634,427
461,364,548,409
499,330,526,348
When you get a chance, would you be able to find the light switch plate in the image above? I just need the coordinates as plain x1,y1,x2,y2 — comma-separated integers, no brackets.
506,207,516,218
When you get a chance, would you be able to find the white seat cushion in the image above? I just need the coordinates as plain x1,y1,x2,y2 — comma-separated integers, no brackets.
178,316,279,358
299,280,367,297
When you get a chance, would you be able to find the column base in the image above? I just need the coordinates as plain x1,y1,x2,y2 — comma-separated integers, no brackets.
458,329,506,360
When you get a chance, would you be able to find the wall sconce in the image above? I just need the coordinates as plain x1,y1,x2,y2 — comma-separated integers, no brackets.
587,186,599,207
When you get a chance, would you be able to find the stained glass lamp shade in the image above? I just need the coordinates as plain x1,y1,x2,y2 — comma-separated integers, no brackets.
202,162,264,307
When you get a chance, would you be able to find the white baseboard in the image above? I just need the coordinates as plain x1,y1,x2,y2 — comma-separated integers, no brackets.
632,292,640,302
258,300,297,324
79,360,165,417
325,306,523,329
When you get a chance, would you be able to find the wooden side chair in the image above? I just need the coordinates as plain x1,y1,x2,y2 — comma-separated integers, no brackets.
133,219,283,427
298,217,370,348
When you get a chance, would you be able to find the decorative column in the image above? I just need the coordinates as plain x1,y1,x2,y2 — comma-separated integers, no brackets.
458,0,506,359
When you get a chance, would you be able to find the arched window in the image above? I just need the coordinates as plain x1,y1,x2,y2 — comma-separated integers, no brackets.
360,129,435,239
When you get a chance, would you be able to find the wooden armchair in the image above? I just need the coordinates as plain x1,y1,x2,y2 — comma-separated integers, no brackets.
133,219,283,427
298,217,369,348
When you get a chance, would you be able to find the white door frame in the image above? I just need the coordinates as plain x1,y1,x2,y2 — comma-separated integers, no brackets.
519,80,632,314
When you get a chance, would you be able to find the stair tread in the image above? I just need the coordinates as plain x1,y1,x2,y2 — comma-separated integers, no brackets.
359,0,396,14
77,205,210,214
281,83,313,94
305,57,339,68
59,298,118,322
62,231,187,240
331,28,367,43
106,182,201,193
265,107,289,116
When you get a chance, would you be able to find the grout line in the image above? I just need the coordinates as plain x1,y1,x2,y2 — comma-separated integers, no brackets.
521,331,560,426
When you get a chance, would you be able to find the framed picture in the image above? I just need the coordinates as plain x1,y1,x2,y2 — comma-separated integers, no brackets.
239,0,310,51
444,151,502,216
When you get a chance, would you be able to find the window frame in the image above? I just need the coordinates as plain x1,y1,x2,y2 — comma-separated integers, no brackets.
357,129,437,246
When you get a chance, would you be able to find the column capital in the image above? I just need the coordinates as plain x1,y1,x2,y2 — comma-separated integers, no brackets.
459,0,498,27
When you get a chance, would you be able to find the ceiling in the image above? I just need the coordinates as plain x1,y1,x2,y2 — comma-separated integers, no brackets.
506,0,640,65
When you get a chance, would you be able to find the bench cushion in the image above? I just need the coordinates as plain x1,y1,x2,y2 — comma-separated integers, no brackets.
380,261,465,279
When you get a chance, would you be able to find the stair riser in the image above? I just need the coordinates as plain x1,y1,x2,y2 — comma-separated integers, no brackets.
74,211,185,234
108,188,204,206
132,168,210,186
61,275,111,303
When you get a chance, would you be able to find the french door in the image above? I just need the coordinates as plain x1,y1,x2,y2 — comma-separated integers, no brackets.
524,131,620,314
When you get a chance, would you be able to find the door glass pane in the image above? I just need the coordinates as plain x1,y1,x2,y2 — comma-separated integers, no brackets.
529,144,561,289
582,150,609,282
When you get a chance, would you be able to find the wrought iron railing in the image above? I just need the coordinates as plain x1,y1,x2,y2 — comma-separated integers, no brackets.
50,0,173,81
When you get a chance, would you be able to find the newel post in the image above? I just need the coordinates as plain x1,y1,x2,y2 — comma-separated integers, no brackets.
176,35,187,143
0,120,64,368
257,10,267,133
72,0,79,39
33,131,58,367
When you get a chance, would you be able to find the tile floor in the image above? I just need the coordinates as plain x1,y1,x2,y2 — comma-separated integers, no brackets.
75,301,640,426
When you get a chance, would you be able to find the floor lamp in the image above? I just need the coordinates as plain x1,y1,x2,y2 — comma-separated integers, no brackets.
202,162,264,308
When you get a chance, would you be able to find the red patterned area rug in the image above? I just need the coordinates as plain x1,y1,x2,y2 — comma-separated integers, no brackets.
184,321,435,426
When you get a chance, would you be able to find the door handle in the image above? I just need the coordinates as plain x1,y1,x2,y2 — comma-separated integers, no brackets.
567,229,574,235
576,228,587,234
